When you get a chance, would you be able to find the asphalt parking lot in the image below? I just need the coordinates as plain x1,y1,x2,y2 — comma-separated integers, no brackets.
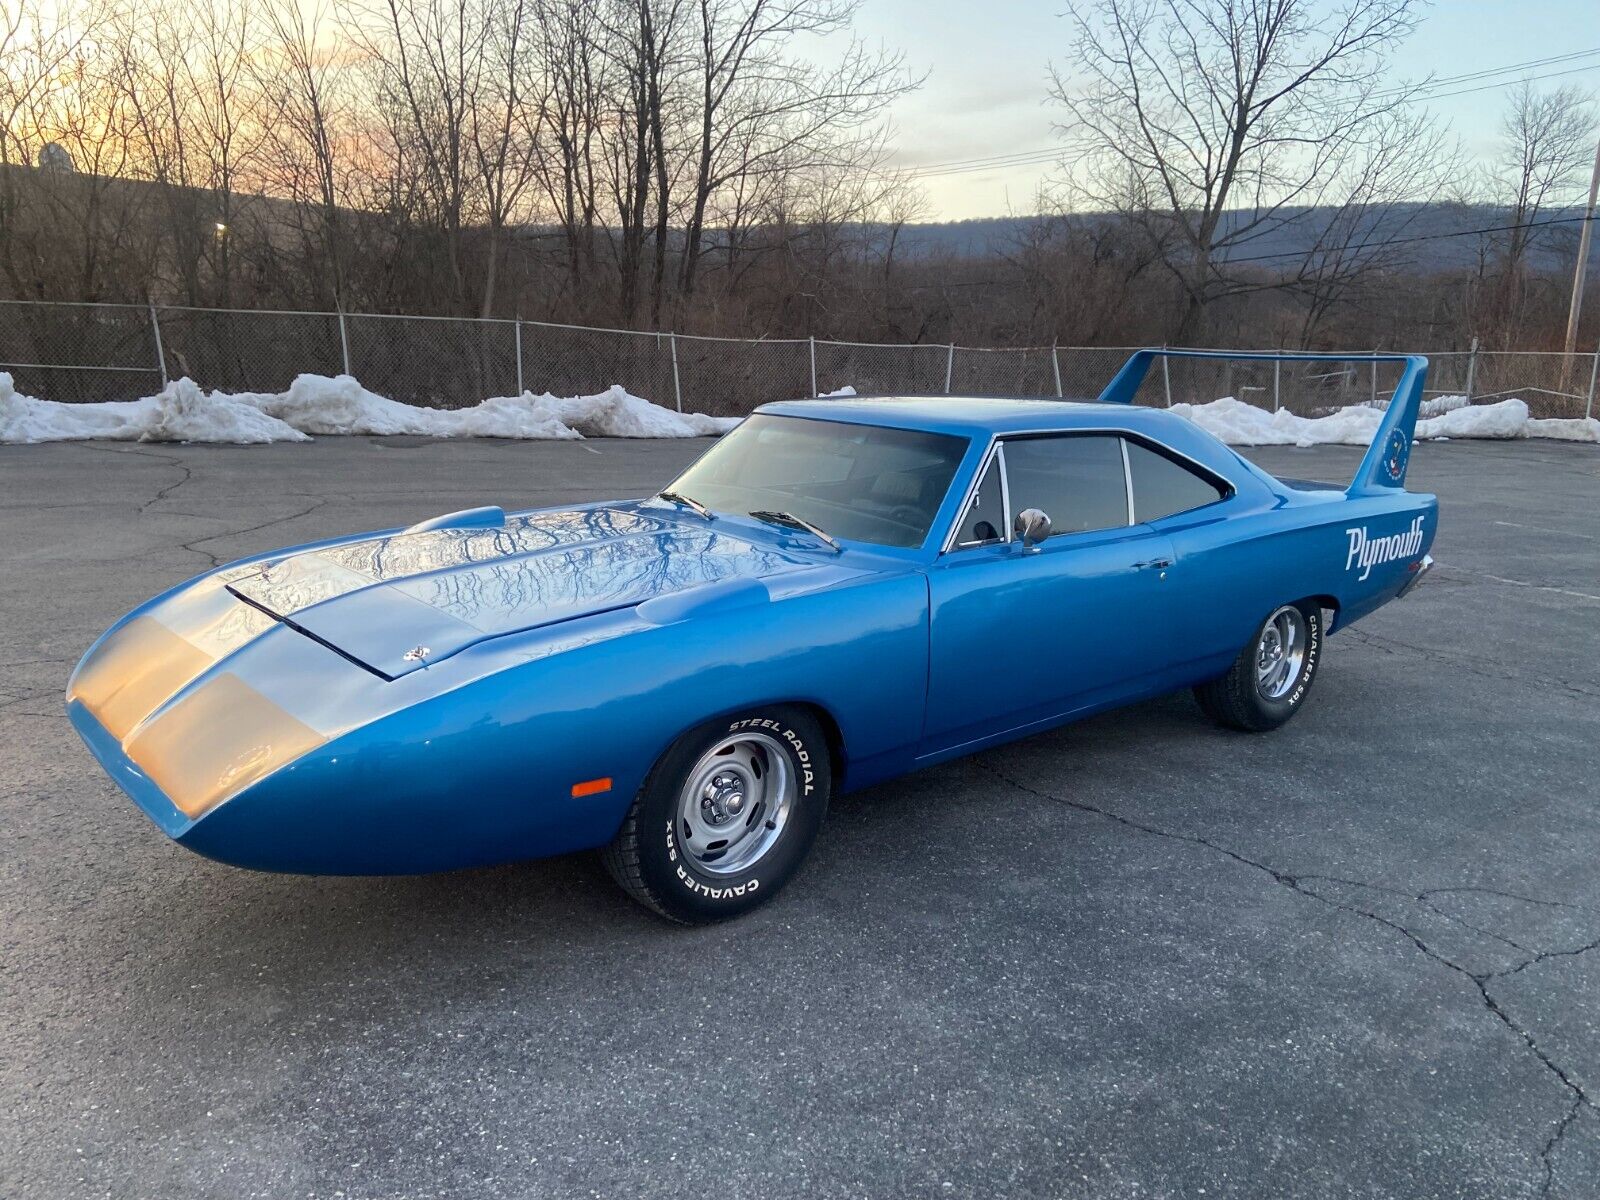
3,433,1599,1199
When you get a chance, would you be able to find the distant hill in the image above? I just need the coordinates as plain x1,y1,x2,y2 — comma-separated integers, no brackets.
877,204,1598,273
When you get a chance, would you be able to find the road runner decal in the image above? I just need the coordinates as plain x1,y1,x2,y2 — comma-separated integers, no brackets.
1346,516,1425,581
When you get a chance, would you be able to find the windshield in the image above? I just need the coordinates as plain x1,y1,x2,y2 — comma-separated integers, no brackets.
665,414,969,549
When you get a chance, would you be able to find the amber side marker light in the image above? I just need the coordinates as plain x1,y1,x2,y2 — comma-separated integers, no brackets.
571,777,613,798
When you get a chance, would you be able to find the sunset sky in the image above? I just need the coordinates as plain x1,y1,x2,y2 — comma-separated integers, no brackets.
858,0,1600,220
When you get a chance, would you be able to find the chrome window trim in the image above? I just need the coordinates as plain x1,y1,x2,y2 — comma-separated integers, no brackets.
1119,437,1135,525
1120,433,1235,521
948,440,1011,550
936,424,1237,555
997,442,1013,543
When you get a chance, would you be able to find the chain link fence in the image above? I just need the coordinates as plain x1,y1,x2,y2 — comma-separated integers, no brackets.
3,299,1597,420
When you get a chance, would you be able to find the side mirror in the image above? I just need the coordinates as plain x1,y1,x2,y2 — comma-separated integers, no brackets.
1014,507,1052,546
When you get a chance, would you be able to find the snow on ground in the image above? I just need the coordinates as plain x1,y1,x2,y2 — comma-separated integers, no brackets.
1173,394,1600,446
0,375,308,444
0,373,738,444
3,371,1594,446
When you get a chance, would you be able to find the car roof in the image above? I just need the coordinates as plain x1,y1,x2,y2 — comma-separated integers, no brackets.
755,396,1169,438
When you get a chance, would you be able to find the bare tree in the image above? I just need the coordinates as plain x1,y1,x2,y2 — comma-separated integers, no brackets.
676,0,915,301
530,0,609,307
1288,107,1462,345
1479,82,1597,346
1050,0,1429,341
253,0,352,308
0,0,91,294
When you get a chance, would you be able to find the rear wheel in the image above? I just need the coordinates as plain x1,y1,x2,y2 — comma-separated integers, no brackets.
1194,603,1323,732
602,706,831,923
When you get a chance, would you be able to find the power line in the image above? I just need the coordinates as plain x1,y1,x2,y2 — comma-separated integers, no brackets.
890,49,1600,182
1406,61,1600,102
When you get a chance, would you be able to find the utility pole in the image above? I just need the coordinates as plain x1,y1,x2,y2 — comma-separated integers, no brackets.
1561,134,1600,391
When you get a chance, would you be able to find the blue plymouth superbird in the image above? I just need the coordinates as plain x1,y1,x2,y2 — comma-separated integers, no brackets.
68,349,1437,921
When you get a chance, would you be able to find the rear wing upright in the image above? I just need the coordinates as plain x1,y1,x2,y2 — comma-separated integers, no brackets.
1096,348,1430,496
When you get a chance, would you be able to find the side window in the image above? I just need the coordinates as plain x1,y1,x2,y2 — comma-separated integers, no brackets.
1125,439,1228,522
954,452,1006,546
1002,435,1128,536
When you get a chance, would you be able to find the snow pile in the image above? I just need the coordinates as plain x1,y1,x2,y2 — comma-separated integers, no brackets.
0,372,738,444
1526,417,1600,442
142,379,311,444
818,385,858,397
0,373,307,444
232,376,739,439
1170,397,1382,447
531,387,737,438
1171,395,1597,446
1418,399,1528,440
1419,393,1470,418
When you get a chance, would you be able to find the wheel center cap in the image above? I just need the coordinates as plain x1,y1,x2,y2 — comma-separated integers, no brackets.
701,774,746,824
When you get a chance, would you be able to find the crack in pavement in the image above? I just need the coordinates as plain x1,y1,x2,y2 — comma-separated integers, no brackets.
1341,627,1600,702
175,499,329,568
72,443,194,511
974,759,1598,1196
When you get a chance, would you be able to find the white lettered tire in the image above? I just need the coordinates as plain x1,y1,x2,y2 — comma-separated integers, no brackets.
1194,602,1324,732
602,706,831,923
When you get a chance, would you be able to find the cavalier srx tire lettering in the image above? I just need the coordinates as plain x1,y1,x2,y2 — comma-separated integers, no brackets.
601,706,830,923
1193,602,1324,733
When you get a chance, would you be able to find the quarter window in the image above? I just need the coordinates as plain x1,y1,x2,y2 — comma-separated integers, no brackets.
1125,439,1228,522
954,452,1006,546
1002,435,1129,536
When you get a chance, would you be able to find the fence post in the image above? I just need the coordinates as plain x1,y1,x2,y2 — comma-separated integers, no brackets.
1369,355,1377,407
1161,349,1172,408
1273,357,1282,412
809,336,817,397
146,300,168,388
337,306,352,377
1050,341,1063,397
1586,338,1599,421
1465,335,1479,403
945,343,955,394
669,332,683,412
514,320,524,395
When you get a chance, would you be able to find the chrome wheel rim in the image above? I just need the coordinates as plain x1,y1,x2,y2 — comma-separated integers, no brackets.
1255,606,1308,701
674,732,796,876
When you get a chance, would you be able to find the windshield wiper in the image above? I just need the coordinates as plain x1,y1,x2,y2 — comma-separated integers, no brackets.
748,510,842,552
655,490,712,519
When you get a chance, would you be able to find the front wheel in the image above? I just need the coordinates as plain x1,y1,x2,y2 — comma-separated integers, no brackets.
1194,602,1323,732
601,706,831,923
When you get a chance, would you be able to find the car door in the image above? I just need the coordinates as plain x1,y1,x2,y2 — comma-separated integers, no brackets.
1121,436,1241,677
920,433,1181,757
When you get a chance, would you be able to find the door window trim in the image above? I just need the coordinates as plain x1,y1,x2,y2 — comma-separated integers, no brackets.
939,426,1236,554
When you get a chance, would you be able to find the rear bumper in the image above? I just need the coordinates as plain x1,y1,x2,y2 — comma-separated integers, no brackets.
1397,553,1434,599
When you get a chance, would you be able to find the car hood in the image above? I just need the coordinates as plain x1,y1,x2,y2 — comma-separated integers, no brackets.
224,504,814,678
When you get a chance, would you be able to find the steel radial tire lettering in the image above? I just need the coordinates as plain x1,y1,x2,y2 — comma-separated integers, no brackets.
602,705,831,923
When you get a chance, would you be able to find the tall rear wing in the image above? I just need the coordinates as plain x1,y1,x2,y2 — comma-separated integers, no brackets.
1096,348,1429,497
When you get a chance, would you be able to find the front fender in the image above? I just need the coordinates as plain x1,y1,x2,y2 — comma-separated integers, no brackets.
178,571,930,874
